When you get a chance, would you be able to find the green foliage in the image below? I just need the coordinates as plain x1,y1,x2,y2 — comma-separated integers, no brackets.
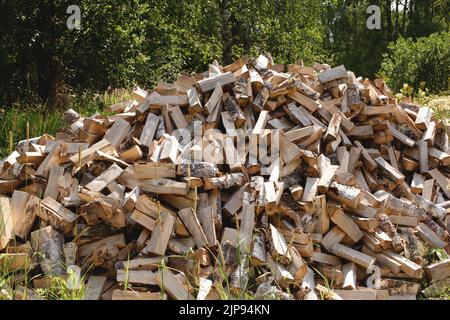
323,0,449,80
379,32,450,94
34,273,87,300
0,0,328,107
424,248,450,264
0,0,449,108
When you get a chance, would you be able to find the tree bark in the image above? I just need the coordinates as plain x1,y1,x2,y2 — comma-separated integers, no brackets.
394,0,399,36
402,0,408,35
220,0,233,64
385,0,393,41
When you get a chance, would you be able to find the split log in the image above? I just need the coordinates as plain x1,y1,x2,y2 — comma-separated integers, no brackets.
31,226,65,275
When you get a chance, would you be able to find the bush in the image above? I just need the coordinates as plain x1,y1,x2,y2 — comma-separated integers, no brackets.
379,32,450,94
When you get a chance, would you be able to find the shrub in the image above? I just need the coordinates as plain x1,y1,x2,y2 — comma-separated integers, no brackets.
379,32,450,94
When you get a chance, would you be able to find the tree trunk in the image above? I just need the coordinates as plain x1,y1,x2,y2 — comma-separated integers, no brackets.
402,0,408,35
220,0,233,64
394,0,399,36
385,0,393,41
33,2,66,110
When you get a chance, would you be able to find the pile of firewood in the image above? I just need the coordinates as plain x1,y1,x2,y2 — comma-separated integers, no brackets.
1,54,450,300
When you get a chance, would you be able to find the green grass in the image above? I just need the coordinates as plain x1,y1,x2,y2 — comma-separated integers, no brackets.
34,271,87,300
424,248,449,264
0,249,90,300
419,247,450,300
0,89,132,158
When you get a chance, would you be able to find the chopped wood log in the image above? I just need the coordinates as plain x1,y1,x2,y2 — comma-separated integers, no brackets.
279,132,303,164
251,231,267,266
197,72,234,92
117,269,157,285
10,191,38,240
330,243,375,268
415,107,432,130
145,212,176,256
203,173,245,190
223,183,248,216
30,226,65,275
416,222,446,249
285,126,316,142
287,91,320,113
428,169,450,199
313,195,329,234
317,155,338,193
315,284,343,300
302,177,319,202
138,178,188,195
0,196,13,250
169,105,188,129
327,182,362,208
375,156,405,184
387,122,415,147
423,121,436,146
418,139,429,173
178,161,219,178
384,250,423,278
112,290,164,300
268,224,291,265
84,276,107,301
159,135,179,164
197,205,217,247
69,139,116,168
429,147,450,165
318,65,347,83
140,113,160,147
354,141,377,171
156,268,194,300
321,226,346,251
39,197,77,234
330,208,364,242
378,213,403,252
239,197,255,252
253,111,269,135
133,163,176,179
424,258,450,281
342,263,357,290
187,87,202,113
266,253,294,288
115,257,163,271
78,234,126,258
289,246,307,282
324,113,341,143
311,251,341,266
85,163,124,192
104,118,131,149
362,246,401,274
223,94,245,128
411,173,425,194
43,166,64,200
388,215,418,228
284,102,312,126
178,208,208,248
